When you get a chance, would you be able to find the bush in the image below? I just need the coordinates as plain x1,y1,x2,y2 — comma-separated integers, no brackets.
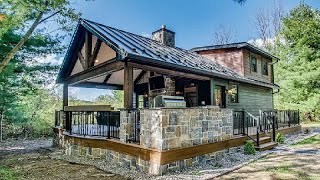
276,133,285,144
244,140,256,155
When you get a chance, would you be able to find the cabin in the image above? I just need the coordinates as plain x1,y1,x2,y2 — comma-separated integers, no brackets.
54,19,301,175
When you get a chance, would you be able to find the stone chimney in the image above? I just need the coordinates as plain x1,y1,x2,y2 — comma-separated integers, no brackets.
152,25,175,47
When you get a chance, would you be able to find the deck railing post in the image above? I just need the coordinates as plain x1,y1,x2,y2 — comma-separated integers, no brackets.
257,116,260,147
107,112,111,139
272,115,276,142
242,110,245,135
66,111,72,134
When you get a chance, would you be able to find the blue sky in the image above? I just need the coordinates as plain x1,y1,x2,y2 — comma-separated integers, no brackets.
63,0,319,101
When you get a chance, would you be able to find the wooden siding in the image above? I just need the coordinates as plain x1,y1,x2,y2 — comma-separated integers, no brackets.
227,84,273,116
243,49,272,83
211,78,273,116
197,48,244,76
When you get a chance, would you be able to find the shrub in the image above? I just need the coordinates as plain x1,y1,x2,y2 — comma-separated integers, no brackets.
276,133,285,144
244,141,256,155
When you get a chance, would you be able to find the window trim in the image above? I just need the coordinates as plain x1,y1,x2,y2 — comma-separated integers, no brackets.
261,60,269,76
250,55,257,73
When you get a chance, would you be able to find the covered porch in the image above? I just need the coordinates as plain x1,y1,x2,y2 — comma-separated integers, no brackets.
53,19,300,174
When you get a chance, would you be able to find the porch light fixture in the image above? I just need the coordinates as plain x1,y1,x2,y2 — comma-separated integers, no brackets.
95,59,99,63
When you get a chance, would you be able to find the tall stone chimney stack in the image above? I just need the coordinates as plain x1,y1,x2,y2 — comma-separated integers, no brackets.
152,25,175,47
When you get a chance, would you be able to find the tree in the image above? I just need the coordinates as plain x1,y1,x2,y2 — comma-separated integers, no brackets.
0,0,80,73
0,26,62,139
95,91,124,109
213,24,237,45
252,0,284,49
274,4,320,121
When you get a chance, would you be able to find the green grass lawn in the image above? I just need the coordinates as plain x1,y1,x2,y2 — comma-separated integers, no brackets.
301,121,320,128
290,134,320,147
0,166,17,180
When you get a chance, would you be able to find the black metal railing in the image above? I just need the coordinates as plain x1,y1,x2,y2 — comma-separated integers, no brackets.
261,109,300,130
54,109,141,143
233,111,245,135
244,110,260,145
233,109,300,146
126,109,141,143
60,110,121,139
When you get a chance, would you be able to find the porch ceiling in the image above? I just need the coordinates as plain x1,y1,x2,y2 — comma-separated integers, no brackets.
70,68,143,89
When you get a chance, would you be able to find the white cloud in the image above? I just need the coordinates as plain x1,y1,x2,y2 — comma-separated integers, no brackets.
248,37,286,49
141,32,151,38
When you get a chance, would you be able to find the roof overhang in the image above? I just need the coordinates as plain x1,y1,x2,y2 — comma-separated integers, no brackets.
126,54,279,89
190,42,279,61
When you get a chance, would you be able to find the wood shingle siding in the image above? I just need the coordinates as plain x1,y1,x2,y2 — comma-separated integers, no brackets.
197,48,244,76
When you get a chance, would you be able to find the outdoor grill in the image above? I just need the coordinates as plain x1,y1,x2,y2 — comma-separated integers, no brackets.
153,95,186,108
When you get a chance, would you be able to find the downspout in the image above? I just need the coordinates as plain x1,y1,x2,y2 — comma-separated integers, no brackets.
271,57,280,110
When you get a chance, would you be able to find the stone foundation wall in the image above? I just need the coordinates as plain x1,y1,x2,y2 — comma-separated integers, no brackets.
140,107,234,150
63,136,242,175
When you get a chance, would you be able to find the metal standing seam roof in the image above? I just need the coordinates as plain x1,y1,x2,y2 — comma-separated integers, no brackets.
59,19,279,88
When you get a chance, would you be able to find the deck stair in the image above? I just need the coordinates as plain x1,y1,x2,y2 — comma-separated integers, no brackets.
249,135,278,151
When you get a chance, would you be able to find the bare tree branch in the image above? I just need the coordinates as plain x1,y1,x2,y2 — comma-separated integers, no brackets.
252,0,284,49
213,24,237,45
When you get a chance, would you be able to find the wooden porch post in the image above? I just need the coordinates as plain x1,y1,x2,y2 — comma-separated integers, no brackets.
63,84,71,131
62,84,68,109
124,62,134,109
210,78,215,106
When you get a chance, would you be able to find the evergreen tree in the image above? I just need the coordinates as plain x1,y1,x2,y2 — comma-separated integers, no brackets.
274,4,320,121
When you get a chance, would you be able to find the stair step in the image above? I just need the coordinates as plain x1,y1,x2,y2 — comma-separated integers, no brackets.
248,136,272,145
258,136,272,144
255,142,278,151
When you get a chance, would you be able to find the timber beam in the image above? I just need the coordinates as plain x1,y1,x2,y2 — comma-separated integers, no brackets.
65,59,124,85
128,62,210,81
70,82,123,90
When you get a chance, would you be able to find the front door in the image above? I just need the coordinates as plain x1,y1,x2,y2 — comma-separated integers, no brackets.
215,85,226,108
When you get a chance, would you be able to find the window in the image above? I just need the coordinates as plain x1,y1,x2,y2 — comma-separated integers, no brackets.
251,56,257,72
229,84,238,103
261,61,268,76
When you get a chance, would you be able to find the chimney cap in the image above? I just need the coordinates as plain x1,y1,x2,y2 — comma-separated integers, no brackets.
162,24,166,29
